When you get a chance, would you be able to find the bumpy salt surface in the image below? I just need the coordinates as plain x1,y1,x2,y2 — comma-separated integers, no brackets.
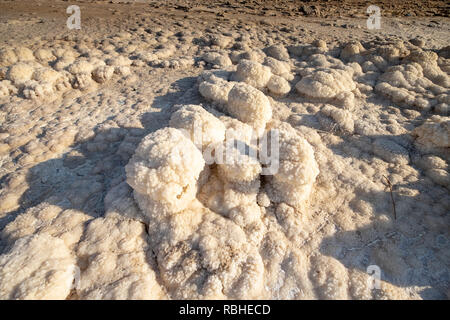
0,24,449,301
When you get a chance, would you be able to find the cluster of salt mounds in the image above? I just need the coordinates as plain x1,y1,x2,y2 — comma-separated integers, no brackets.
0,37,449,300
0,45,132,100
123,61,321,298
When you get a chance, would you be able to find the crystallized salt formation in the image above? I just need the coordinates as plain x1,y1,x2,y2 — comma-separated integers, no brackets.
231,59,272,89
125,127,206,216
295,67,356,99
227,82,272,134
1,6,449,300
0,234,76,300
412,116,450,151
76,213,166,300
262,122,320,208
267,75,291,96
198,76,235,106
169,104,226,149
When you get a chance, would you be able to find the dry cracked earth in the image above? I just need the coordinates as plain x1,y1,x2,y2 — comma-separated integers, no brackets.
0,0,449,300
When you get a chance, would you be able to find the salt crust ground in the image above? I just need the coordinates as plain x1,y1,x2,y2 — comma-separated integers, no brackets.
0,1,449,300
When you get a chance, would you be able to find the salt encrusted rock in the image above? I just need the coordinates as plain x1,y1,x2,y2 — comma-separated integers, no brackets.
414,155,449,189
148,202,265,299
1,202,90,251
334,91,356,110
239,48,266,63
409,38,425,48
319,104,354,133
34,48,55,63
305,53,342,68
435,103,449,115
125,127,206,215
15,47,35,62
54,70,73,91
202,52,232,68
160,56,195,69
371,41,410,63
267,75,291,97
219,116,256,145
67,59,97,75
169,104,226,149
375,82,430,111
198,69,231,83
211,35,232,48
22,80,54,99
295,68,356,99
76,213,166,299
312,40,327,50
375,61,447,110
262,122,319,208
53,56,76,71
265,44,290,62
368,55,388,72
92,65,114,83
340,41,365,60
0,80,17,97
412,116,450,151
114,66,130,77
227,82,272,134
7,62,35,85
0,234,76,300
406,49,450,87
72,73,94,90
198,78,235,105
0,48,18,67
0,66,6,80
216,144,262,183
232,59,272,89
106,55,132,67
32,67,60,84
263,56,293,80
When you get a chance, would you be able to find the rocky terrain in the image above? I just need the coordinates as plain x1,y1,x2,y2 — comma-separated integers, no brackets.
0,0,449,300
